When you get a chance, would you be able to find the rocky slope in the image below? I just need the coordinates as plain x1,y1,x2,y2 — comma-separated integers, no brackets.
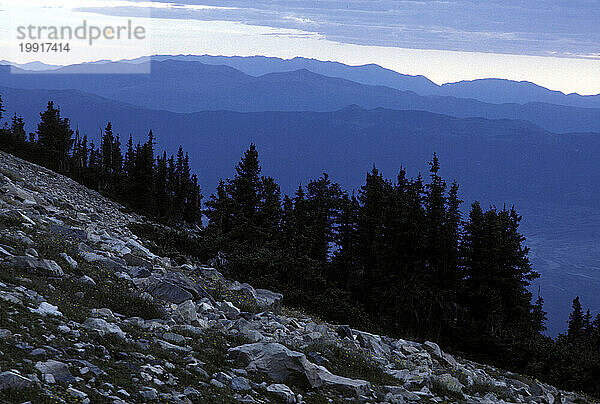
0,150,591,403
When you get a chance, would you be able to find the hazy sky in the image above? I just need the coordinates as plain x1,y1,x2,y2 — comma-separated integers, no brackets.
1,0,599,94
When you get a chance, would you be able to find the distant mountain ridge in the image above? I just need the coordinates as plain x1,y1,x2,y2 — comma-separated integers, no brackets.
439,78,600,108
0,60,61,71
131,55,600,108
4,55,598,108
1,60,600,134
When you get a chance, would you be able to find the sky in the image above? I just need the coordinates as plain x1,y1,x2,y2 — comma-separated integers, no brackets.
0,0,599,94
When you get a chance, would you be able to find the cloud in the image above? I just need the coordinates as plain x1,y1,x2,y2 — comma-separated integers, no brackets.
70,0,598,59
283,15,316,25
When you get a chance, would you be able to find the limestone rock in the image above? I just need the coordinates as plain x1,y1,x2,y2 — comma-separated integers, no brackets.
83,318,126,339
50,224,88,241
336,325,353,340
78,275,96,286
218,301,241,320
0,245,12,258
266,383,296,403
81,252,125,271
149,282,194,304
255,289,283,313
231,376,251,391
423,341,442,358
229,342,370,396
176,300,197,324
123,252,153,269
0,371,33,390
149,271,213,304
35,360,75,383
30,302,63,317
59,252,78,269
9,256,64,277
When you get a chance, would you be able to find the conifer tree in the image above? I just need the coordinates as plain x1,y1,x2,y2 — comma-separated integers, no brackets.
205,179,234,237
355,166,391,311
568,296,585,344
100,122,123,193
123,135,135,177
129,132,155,213
226,144,262,243
424,153,447,278
10,114,26,144
154,151,169,219
592,315,600,350
584,310,593,340
462,202,496,338
444,181,462,277
184,173,202,224
462,202,540,345
257,176,282,242
229,144,261,225
71,130,89,179
173,146,187,218
36,101,74,173
305,173,344,263
289,185,311,257
280,195,296,248
87,142,101,189
331,193,360,290
532,295,547,334
423,154,456,336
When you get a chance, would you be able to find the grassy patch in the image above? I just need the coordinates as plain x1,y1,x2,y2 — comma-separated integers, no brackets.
1,227,163,320
128,222,210,264
187,271,262,314
303,342,399,386
0,215,23,229
0,260,162,322
0,387,56,404
189,331,252,375
0,167,22,183
30,230,80,263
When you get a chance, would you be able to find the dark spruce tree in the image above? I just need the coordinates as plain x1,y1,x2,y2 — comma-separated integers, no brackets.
154,151,170,219
128,132,156,214
354,166,392,315
100,122,123,195
10,114,27,145
226,143,263,246
36,101,74,173
567,296,585,345
205,179,234,239
71,129,88,181
257,176,282,244
304,173,344,263
330,193,360,291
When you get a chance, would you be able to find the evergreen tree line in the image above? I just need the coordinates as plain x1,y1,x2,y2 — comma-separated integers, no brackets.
0,98,202,223
204,144,600,396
